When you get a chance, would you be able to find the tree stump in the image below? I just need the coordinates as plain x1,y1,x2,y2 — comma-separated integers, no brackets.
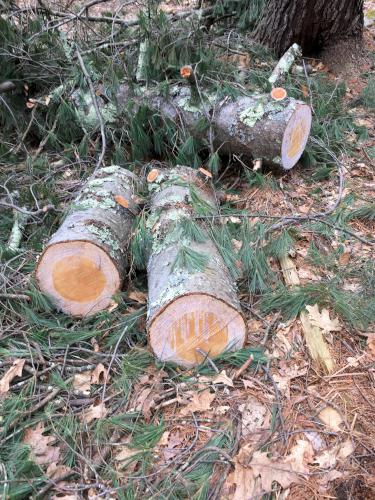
146,165,247,367
36,166,139,317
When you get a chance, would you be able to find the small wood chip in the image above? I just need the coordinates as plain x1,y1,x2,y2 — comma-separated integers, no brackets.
198,167,213,179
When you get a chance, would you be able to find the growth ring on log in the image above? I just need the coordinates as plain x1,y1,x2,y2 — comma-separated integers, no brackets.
149,293,247,367
36,165,139,317
37,241,120,317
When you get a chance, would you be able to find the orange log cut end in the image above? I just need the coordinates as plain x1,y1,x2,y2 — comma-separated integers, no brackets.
36,241,120,317
149,294,246,367
147,168,159,183
180,65,193,79
271,87,287,101
114,194,129,208
281,103,312,169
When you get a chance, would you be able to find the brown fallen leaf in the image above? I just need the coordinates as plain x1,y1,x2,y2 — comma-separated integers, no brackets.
46,462,71,479
306,305,341,333
0,358,25,394
22,422,60,466
212,370,234,387
158,431,170,446
318,406,343,432
367,337,375,357
286,439,314,474
250,450,303,491
228,444,260,500
238,397,268,437
91,363,109,384
81,402,107,423
180,389,215,416
162,432,183,461
314,439,354,469
72,371,91,394
128,289,147,304
338,249,351,265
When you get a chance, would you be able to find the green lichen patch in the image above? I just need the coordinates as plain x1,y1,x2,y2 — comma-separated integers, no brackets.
240,99,265,127
73,196,117,211
86,224,121,258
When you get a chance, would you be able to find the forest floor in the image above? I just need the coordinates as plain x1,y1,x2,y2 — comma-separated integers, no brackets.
1,1,375,499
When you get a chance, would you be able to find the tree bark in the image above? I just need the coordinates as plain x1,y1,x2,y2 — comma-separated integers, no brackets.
253,0,364,56
36,166,139,317
146,166,247,368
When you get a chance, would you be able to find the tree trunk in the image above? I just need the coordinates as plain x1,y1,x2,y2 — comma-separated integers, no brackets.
36,166,139,317
73,84,312,170
146,165,247,368
253,0,364,56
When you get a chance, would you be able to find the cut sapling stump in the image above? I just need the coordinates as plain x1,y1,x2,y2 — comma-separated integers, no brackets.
146,166,247,367
36,166,139,317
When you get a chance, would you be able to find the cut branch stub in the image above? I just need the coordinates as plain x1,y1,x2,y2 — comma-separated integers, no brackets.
36,166,139,317
146,166,247,367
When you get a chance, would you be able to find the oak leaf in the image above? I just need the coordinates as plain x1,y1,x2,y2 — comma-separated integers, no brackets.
22,422,60,465
231,445,259,500
72,371,91,394
306,305,340,333
81,402,107,423
91,363,109,384
0,358,25,394
212,370,234,387
250,451,302,491
238,397,268,437
180,389,215,415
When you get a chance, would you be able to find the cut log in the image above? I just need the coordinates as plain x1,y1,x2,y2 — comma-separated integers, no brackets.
70,83,312,170
146,165,247,367
36,166,139,317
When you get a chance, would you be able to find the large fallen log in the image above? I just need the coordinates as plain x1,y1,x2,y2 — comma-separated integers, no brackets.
36,166,139,317
71,82,312,170
146,165,247,367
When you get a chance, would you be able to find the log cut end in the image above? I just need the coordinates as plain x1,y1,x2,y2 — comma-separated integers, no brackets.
149,293,246,368
281,102,311,169
36,241,120,317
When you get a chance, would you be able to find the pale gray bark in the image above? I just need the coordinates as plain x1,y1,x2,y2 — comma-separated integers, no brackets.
147,169,241,320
